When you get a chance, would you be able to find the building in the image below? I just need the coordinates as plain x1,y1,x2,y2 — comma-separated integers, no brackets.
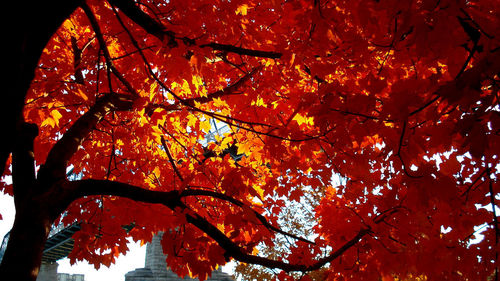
58,273,85,281
125,233,234,281
36,262,85,281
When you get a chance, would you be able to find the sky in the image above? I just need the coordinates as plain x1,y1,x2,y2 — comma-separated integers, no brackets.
0,192,235,281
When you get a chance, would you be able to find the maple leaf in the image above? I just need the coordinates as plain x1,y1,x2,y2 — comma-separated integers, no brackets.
292,113,314,126
236,140,253,156
236,4,250,16
41,109,63,128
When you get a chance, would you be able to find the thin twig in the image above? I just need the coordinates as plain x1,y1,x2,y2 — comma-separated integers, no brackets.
160,136,184,182
487,167,499,281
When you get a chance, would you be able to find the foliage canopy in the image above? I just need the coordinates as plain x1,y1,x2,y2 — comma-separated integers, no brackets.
1,0,500,280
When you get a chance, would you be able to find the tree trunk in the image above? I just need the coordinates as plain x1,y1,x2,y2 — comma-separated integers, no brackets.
0,2,81,280
1,0,83,174
0,199,53,281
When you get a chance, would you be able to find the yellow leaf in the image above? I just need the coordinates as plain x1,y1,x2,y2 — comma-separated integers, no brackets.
181,79,192,96
41,118,53,128
237,141,252,155
62,19,74,31
292,113,314,126
200,120,211,132
153,166,161,177
187,115,197,128
251,96,267,107
149,82,158,101
192,75,202,89
138,109,149,125
236,4,249,15
253,185,265,199
212,97,227,108
262,58,274,67
108,38,122,57
151,126,163,142
192,75,208,97
41,110,63,128
219,135,233,150
171,81,181,89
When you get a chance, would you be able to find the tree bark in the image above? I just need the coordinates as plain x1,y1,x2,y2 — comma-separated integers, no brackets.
0,199,53,281
1,0,83,175
0,1,81,280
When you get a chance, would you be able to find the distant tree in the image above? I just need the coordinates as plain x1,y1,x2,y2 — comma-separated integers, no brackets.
0,0,499,281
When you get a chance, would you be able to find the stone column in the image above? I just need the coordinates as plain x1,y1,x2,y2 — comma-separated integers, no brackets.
124,267,155,281
145,233,184,280
145,233,169,276
36,261,58,281
127,232,233,281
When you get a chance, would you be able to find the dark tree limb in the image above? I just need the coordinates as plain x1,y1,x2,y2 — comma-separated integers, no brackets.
82,2,140,98
108,0,170,42
161,136,185,182
145,66,261,115
108,0,282,58
68,179,369,273
38,93,134,184
12,123,39,203
179,188,316,244
199,43,282,59
68,179,180,207
1,0,83,182
1,3,84,278
183,208,370,272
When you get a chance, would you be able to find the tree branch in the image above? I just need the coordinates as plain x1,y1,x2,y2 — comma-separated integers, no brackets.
329,108,395,123
160,136,184,182
108,0,170,42
67,178,369,273
2,0,83,180
180,188,316,245
68,179,180,208
38,93,134,184
199,43,282,59
12,122,38,202
410,51,500,116
82,2,140,98
176,199,370,272
108,0,282,58
145,66,261,115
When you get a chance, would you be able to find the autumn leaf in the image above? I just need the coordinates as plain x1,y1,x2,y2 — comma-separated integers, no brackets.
41,109,63,128
236,4,249,16
292,113,314,126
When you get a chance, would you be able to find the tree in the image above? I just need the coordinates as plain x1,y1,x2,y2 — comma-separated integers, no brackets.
0,0,499,280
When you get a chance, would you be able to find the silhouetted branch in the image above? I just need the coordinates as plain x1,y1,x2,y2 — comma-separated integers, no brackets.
12,123,38,200
39,93,134,183
69,179,369,273
199,43,282,59
109,0,282,58
161,136,184,182
180,188,315,244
